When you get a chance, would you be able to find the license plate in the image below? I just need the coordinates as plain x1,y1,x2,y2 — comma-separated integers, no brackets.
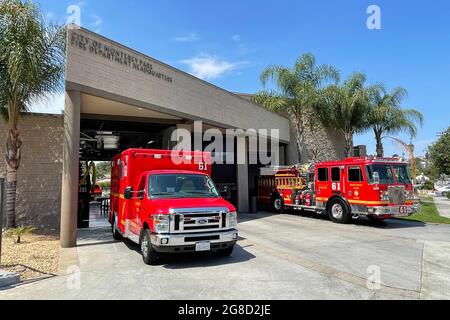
398,206,410,216
195,242,211,252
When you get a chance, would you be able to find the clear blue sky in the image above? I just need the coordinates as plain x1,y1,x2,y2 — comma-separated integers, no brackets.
34,0,450,157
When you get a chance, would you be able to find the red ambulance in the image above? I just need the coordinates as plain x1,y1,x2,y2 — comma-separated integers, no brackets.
109,149,238,264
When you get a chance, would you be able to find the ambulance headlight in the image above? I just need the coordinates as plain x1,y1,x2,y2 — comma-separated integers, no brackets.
229,212,238,228
153,214,170,233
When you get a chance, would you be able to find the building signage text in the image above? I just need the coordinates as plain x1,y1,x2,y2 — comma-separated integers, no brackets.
69,31,173,83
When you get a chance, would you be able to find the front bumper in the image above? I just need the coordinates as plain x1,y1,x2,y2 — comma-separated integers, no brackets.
367,204,420,217
150,229,238,253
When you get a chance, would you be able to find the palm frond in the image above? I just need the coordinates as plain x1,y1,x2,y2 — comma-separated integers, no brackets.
368,85,423,140
252,90,291,113
0,0,66,125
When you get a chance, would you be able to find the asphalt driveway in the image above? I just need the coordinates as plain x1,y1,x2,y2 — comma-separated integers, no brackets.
1,212,450,300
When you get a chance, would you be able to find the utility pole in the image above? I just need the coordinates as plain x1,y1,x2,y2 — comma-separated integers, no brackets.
0,178,5,265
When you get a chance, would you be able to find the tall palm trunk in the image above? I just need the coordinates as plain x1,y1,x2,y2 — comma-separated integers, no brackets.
343,131,354,158
374,130,384,157
5,126,22,229
294,121,304,164
290,112,304,164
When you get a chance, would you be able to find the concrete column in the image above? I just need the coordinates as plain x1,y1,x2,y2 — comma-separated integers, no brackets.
279,145,286,165
60,90,81,248
236,136,249,213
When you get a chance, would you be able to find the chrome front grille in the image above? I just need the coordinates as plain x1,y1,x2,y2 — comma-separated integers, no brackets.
388,186,406,205
169,207,230,234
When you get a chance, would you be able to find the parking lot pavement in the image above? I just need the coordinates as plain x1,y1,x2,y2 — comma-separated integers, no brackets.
1,212,449,300
433,195,450,218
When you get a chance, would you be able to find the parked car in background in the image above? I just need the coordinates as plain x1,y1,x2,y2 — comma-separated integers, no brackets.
435,185,450,197
91,184,103,199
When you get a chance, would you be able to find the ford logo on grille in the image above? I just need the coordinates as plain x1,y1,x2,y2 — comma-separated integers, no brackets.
195,218,209,225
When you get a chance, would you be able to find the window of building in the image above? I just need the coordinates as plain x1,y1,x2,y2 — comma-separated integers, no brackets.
317,168,328,182
348,166,364,182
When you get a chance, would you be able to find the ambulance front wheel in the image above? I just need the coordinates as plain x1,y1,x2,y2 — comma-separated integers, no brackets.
327,198,352,224
140,229,159,265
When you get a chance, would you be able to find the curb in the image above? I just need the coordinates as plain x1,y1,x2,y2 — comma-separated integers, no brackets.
0,269,20,288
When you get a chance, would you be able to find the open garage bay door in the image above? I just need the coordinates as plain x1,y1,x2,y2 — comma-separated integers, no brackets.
80,117,176,161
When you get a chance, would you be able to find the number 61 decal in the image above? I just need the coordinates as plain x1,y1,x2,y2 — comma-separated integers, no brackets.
199,162,208,171
332,182,341,191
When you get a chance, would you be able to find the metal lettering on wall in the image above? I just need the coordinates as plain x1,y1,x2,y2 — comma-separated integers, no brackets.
69,31,173,83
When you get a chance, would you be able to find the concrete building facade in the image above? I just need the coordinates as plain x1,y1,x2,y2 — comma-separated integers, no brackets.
0,113,64,230
0,26,345,246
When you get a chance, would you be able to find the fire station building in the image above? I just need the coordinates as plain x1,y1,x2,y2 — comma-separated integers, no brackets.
0,26,345,248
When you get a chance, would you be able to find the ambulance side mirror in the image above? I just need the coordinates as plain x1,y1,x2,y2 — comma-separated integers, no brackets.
124,186,133,200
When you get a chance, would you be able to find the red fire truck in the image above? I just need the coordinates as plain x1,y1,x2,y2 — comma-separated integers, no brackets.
109,149,238,264
258,157,420,223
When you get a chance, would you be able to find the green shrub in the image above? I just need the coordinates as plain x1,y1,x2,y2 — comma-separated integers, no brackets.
3,226,36,244
98,180,110,188
421,181,435,190
447,192,450,200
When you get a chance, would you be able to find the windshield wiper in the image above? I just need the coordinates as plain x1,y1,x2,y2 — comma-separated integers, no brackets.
182,191,209,194
151,192,175,196
180,191,217,197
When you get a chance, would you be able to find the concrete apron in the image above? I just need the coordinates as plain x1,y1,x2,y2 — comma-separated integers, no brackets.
1,213,450,299
433,196,450,219
420,241,450,299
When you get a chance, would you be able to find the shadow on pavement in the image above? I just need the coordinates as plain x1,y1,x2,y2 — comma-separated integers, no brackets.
122,239,256,269
160,245,256,269
76,226,116,247
77,239,119,248
238,211,278,224
354,218,426,229
287,209,427,229
240,209,426,230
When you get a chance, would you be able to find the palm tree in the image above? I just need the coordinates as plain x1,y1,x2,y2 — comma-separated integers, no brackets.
252,53,340,162
368,87,423,157
384,136,417,182
0,0,65,228
316,72,373,158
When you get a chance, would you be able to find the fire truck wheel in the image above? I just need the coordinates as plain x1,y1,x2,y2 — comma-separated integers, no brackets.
327,198,352,224
140,229,159,265
112,215,122,240
272,196,284,213
217,246,234,257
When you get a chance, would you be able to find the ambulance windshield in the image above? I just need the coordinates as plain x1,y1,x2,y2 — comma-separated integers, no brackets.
149,174,220,199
